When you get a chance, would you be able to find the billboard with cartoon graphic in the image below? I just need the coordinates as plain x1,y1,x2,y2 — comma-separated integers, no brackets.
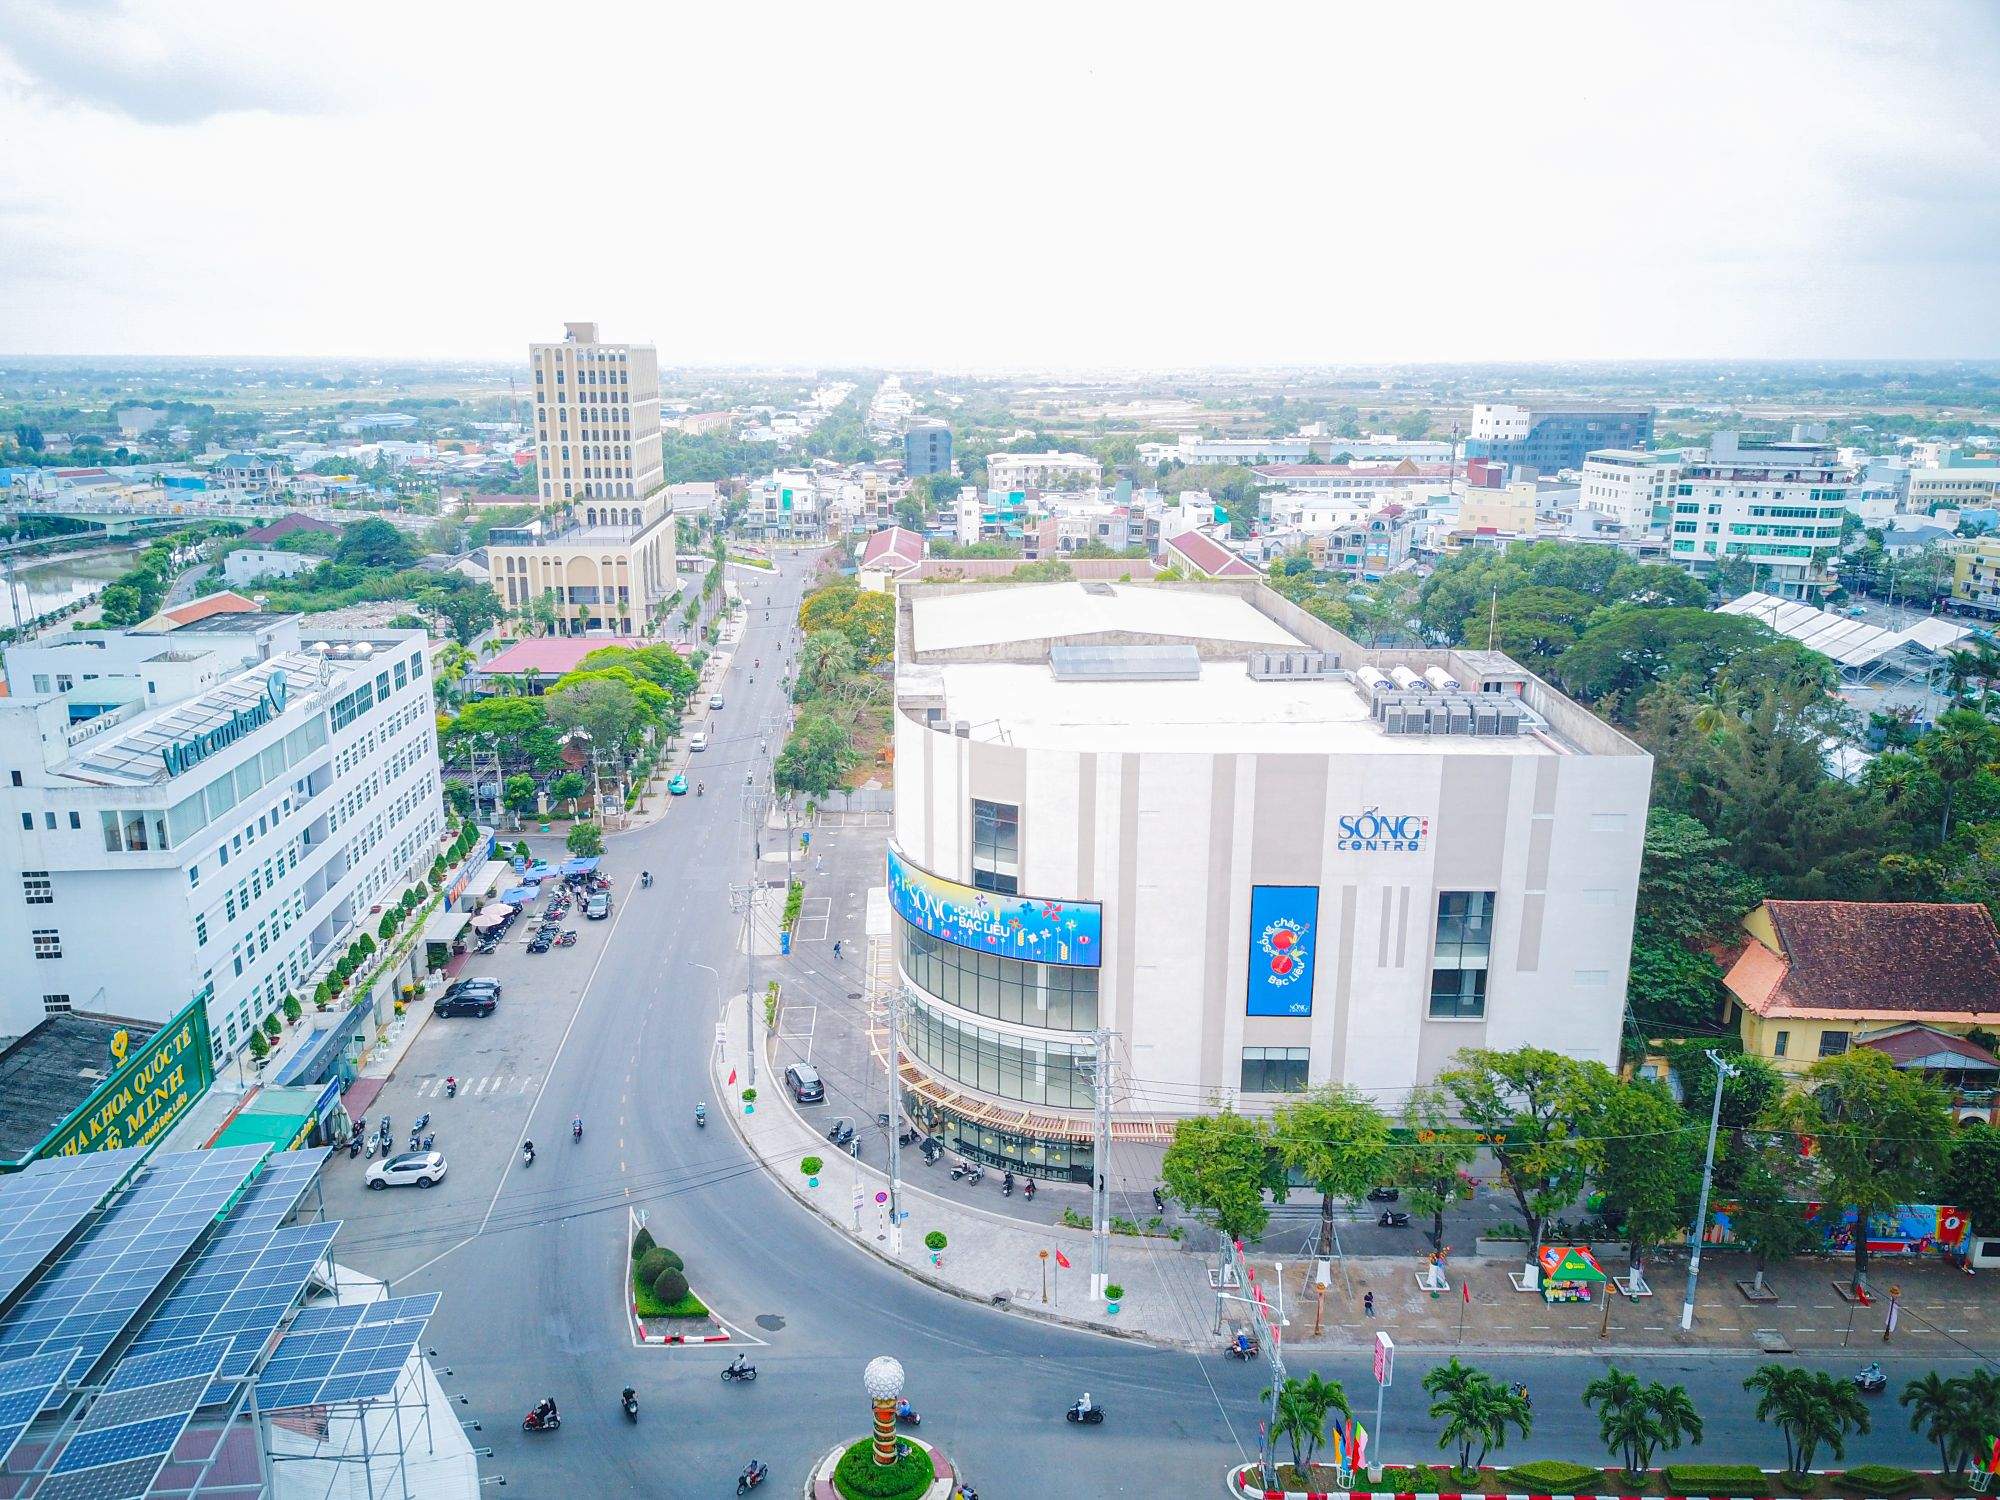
887,846,1101,967
1247,884,1318,1017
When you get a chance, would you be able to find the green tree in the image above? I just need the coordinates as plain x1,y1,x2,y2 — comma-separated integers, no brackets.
1915,708,2000,842
1941,1125,2000,1239
1597,1078,1702,1267
1269,1085,1391,1260
773,709,859,798
549,771,587,817
1262,1373,1352,1475
1898,1372,1998,1475
1436,1047,1616,1246
1486,585,1598,666
1556,607,1778,711
444,781,476,821
413,575,506,643
1725,1131,1822,1296
1160,1111,1280,1242
335,516,418,570
544,677,649,762
565,822,604,858
1781,1047,1954,1289
1422,1359,1532,1476
1634,810,1763,948
502,773,538,823
1743,1365,1869,1477
1584,1366,1704,1478
1627,939,1730,1033
1392,1084,1478,1250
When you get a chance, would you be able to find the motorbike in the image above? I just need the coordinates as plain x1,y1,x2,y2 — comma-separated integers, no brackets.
695,1104,708,1128
621,1388,639,1422
1023,1177,1036,1200
1855,1363,1888,1394
522,1406,561,1433
1226,1335,1259,1360
421,1133,435,1152
950,1159,983,1183
554,931,577,948
445,1077,458,1098
572,1119,584,1141
1378,1210,1411,1228
828,1118,855,1146
895,1407,921,1428
1002,1171,1014,1197
720,1359,757,1384
1367,1186,1399,1203
528,934,553,955
735,1460,768,1495
1511,1382,1533,1411
697,783,705,797
347,1134,362,1160
522,1144,536,1168
1065,1400,1105,1426
641,872,653,888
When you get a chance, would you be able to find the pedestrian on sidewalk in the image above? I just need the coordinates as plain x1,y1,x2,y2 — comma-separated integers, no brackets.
1363,1291,1375,1317
833,939,843,959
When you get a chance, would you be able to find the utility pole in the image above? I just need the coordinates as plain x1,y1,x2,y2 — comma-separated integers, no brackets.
884,987,903,1255
1087,1027,1113,1300
1219,1235,1289,1491
1679,1048,1737,1330
732,781,767,1091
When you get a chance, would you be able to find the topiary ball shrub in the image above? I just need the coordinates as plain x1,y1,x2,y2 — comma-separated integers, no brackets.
832,1438,934,1500
634,1249,670,1287
655,1248,684,1273
652,1267,689,1307
631,1228,655,1260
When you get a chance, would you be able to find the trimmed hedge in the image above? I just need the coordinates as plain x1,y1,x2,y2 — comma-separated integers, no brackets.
631,1228,655,1260
831,1440,934,1500
1497,1461,1604,1492
656,1248,684,1273
1841,1466,1921,1493
635,1249,671,1287
1663,1464,1772,1493
652,1267,689,1307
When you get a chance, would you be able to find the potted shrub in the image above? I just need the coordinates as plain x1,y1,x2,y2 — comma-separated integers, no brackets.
261,1013,282,1040
1105,1283,1125,1315
800,1155,823,1187
247,1029,271,1063
281,993,302,1024
924,1231,947,1266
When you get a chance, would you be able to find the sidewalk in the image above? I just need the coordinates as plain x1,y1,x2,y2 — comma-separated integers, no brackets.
713,987,1217,1348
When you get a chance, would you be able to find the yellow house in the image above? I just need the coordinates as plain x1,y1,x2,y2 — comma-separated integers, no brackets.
1723,900,2000,1110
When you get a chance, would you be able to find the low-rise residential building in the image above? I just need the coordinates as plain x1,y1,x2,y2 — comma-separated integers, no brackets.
1457,482,1539,537
1668,432,1850,598
1317,507,1412,581
0,615,444,1073
1952,535,2000,615
484,489,677,635
210,453,284,498
1254,461,1454,505
1909,465,2000,513
1723,900,2000,1118
746,469,825,539
1579,449,1683,531
222,548,318,586
987,450,1101,492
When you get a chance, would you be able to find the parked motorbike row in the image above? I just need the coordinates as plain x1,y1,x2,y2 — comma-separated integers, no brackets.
347,1112,436,1160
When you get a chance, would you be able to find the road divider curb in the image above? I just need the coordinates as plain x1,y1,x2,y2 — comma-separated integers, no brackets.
1223,1464,1989,1500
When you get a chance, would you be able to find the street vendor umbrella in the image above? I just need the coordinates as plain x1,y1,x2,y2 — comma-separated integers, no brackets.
470,904,515,930
1536,1244,1608,1283
500,885,540,905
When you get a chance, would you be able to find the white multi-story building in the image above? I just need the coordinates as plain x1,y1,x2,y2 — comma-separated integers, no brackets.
987,451,1102,493
748,469,825,539
1909,466,2000,513
530,321,664,504
0,615,445,1070
1253,462,1456,506
1668,432,1851,597
888,580,1650,1186
1578,449,1684,531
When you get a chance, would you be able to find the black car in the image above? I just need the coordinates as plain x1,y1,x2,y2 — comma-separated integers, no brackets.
434,992,497,1017
442,977,502,1001
585,892,611,920
785,1064,824,1103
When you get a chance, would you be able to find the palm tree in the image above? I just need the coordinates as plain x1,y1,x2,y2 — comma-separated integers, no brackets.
1423,1359,1531,1477
1944,649,1983,702
1745,1365,1870,1478
1261,1375,1348,1475
1585,1366,1704,1478
1901,1372,1962,1473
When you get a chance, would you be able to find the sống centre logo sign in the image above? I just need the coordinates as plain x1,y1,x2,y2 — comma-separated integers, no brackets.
160,670,288,777
1334,807,1429,854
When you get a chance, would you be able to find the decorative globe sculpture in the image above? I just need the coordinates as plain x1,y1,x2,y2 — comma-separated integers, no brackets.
863,1356,905,1465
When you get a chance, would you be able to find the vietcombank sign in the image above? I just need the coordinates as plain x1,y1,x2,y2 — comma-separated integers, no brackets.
36,1001,213,1161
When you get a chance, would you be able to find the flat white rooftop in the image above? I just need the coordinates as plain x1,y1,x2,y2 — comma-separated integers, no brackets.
933,661,1557,756
912,582,1301,654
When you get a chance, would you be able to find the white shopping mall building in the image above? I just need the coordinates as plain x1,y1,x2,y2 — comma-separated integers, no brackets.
887,580,1652,1182
0,613,446,1069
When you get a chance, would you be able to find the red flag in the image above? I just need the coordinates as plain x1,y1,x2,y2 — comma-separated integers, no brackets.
727,1068,737,1086
1054,1250,1071,1269
1462,1282,1471,1304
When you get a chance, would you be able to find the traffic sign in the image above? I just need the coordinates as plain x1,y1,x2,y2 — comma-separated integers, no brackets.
1373,1331,1394,1386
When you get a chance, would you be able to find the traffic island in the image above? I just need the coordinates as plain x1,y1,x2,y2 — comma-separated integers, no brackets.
1224,1461,1993,1500
626,1212,731,1344
808,1438,954,1500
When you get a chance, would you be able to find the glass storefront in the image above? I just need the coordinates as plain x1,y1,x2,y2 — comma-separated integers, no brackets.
902,1089,1093,1183
898,916,1098,1031
904,995,1095,1109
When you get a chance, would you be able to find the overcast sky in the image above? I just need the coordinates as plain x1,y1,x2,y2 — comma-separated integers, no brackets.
2,0,1996,367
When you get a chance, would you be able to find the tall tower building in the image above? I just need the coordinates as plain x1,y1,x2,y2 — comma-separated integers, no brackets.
530,321,664,504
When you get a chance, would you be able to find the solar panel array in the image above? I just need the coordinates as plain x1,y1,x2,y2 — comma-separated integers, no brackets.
0,1147,267,1391
36,1339,228,1500
215,1150,327,1240
0,1151,147,1312
256,1293,439,1411
121,1221,337,1407
0,1347,80,1468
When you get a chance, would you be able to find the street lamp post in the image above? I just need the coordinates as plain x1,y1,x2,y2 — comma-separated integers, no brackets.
1679,1049,1738,1331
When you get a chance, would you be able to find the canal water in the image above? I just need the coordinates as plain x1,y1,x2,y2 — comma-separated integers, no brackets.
0,545,143,630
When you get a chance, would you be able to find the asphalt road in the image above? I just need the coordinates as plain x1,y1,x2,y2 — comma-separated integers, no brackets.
317,555,1985,1498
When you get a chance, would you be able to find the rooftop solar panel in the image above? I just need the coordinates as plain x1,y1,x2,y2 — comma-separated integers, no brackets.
0,1151,148,1313
36,1339,226,1500
256,1293,438,1412
214,1150,326,1240
0,1347,81,1468
121,1221,337,1406
0,1148,266,1399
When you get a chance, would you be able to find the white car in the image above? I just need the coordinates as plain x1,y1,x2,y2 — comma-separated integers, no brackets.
365,1149,447,1190
709,692,725,709
689,732,708,752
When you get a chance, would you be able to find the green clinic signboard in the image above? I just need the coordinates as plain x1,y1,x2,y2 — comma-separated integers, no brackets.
37,1001,214,1160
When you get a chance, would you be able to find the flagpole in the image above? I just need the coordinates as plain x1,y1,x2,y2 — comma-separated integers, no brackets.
1457,1281,1467,1343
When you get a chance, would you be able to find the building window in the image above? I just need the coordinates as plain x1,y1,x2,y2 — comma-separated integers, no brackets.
898,917,1097,1030
32,929,61,959
1240,1047,1310,1094
1429,891,1493,1019
1817,1030,1850,1057
1773,1030,1789,1058
22,871,52,904
971,799,1019,894
42,994,71,1014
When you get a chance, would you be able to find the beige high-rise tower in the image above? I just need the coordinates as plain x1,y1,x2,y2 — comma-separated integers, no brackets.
530,321,664,504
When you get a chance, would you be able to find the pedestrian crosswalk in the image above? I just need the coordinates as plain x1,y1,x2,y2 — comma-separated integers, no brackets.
412,1073,537,1098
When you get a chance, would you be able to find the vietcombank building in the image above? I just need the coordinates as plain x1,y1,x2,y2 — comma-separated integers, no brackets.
888,580,1652,1182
